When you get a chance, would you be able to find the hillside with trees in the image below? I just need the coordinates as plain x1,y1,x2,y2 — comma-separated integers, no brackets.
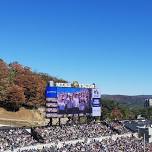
0,59,66,111
102,95,152,108
101,98,152,121
0,59,152,122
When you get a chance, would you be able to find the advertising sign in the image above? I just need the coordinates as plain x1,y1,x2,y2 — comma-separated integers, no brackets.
91,89,101,116
92,88,101,98
92,107,101,116
92,98,101,107
45,86,57,98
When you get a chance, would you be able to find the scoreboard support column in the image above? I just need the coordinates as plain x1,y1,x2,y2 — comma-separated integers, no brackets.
59,118,61,126
49,118,52,126
78,113,80,124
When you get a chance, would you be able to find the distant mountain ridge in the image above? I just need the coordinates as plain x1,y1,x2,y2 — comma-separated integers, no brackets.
101,95,152,108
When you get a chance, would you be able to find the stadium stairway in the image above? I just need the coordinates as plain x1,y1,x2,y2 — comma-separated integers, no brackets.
31,128,44,143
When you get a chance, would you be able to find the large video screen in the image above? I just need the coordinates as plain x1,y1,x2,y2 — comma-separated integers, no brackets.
45,85,101,117
57,87,92,115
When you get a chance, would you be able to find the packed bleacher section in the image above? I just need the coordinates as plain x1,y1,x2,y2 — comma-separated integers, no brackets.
35,122,117,143
0,121,149,152
108,121,130,134
18,136,152,152
0,128,37,152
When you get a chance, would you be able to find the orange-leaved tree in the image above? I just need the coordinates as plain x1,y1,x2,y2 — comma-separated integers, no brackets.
0,59,9,102
7,84,25,111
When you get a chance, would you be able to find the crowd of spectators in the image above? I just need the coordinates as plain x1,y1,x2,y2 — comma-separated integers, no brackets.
35,122,116,143
0,128,37,152
108,121,130,134
0,121,140,152
18,136,152,152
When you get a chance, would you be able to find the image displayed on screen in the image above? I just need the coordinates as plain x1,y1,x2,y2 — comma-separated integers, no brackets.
57,87,91,115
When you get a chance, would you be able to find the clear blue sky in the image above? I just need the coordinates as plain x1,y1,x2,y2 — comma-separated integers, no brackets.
0,0,152,95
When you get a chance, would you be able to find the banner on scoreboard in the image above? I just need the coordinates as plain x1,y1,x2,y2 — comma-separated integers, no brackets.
91,90,101,117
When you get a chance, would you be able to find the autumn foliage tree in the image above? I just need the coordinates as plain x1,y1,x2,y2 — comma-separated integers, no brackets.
111,108,123,120
9,62,26,75
0,59,66,111
14,74,46,107
8,62,46,107
0,78,9,102
7,85,25,111
0,59,9,78
0,59,9,102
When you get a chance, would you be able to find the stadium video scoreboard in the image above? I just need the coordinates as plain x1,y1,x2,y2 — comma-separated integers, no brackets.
45,81,101,118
